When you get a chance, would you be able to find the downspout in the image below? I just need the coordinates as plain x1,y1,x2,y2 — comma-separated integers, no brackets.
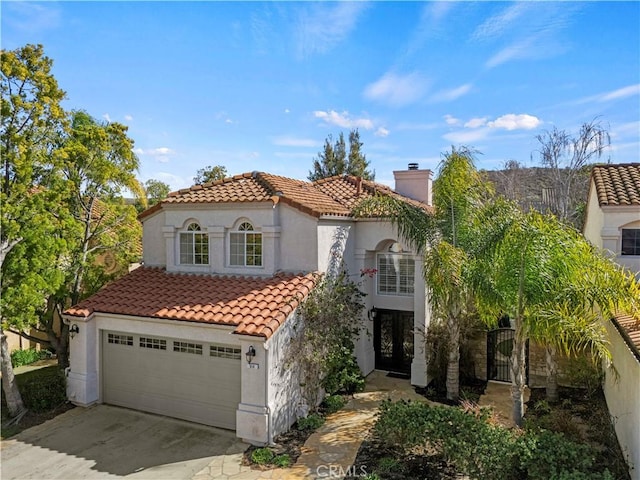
263,339,273,445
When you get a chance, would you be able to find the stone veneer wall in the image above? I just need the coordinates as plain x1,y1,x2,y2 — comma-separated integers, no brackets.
467,330,594,388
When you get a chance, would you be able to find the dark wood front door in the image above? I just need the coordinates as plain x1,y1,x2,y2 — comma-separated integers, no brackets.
374,310,414,374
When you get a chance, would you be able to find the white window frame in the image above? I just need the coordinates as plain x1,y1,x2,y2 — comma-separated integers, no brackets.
179,222,209,265
376,253,415,296
230,222,262,267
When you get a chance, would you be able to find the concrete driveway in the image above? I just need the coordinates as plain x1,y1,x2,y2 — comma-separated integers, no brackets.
1,405,248,480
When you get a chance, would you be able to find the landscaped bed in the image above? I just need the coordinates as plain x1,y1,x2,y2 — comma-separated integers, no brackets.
347,385,630,480
242,394,347,470
1,365,74,439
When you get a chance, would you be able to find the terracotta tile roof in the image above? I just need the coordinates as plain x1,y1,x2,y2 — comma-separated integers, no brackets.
591,163,640,206
138,172,432,220
64,267,318,339
612,314,640,363
313,175,432,213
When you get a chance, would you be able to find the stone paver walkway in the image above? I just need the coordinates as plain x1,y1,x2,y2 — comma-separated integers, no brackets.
478,381,530,428
190,376,528,479
191,370,425,480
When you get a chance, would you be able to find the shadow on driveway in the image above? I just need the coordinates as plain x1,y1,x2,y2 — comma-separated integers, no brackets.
1,404,246,479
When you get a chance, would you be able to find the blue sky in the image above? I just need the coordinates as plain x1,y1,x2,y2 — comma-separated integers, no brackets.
3,1,639,190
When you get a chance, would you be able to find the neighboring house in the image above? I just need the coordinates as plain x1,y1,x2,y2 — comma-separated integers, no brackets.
583,162,640,477
63,167,434,445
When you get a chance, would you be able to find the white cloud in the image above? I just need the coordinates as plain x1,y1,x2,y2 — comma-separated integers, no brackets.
430,83,472,103
135,147,176,163
375,127,390,138
3,2,61,33
284,109,290,114
102,113,112,122
271,136,318,148
476,3,578,69
443,115,460,126
472,3,532,41
443,113,542,144
313,110,374,130
295,2,367,59
124,114,133,122
487,114,541,130
363,72,429,107
485,37,537,68
465,117,488,128
599,84,640,102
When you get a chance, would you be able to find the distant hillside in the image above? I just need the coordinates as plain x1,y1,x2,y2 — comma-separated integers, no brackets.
480,164,592,228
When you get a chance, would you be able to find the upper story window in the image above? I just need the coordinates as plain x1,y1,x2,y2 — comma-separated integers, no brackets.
377,253,415,296
179,223,209,265
621,229,640,256
230,222,262,266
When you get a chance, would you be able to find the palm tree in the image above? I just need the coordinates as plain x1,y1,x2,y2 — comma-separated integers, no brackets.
471,209,639,424
356,147,489,402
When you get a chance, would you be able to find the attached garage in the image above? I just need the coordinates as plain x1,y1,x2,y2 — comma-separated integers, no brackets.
101,331,241,430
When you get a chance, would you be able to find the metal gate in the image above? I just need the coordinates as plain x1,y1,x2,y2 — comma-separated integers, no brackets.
487,328,528,383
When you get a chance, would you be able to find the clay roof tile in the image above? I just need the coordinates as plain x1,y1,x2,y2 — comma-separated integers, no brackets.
64,267,320,339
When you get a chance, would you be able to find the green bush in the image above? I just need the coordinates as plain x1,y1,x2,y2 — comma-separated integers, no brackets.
296,413,325,431
11,366,67,413
273,453,291,468
251,447,274,465
322,394,346,414
322,345,365,395
519,429,612,480
376,457,401,474
10,348,50,368
564,356,603,398
373,399,611,480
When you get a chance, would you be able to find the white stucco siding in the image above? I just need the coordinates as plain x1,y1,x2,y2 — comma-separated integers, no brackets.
141,211,167,266
265,311,304,440
66,313,240,408
158,203,282,275
603,321,640,477
278,204,319,273
317,221,355,276
583,183,605,249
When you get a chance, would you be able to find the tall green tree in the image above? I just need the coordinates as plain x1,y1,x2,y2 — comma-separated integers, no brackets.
1,44,67,417
308,129,374,181
48,111,143,366
355,147,487,401
471,207,638,424
144,178,170,207
193,164,227,184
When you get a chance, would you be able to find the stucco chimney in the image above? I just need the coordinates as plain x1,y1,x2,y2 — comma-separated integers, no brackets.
393,163,433,206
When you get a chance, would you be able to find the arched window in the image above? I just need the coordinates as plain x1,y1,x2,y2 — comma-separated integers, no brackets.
230,222,262,266
179,223,209,265
377,243,414,295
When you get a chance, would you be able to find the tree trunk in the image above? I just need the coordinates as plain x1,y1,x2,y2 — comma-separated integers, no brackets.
510,325,527,427
545,344,559,403
446,317,460,402
1,328,26,417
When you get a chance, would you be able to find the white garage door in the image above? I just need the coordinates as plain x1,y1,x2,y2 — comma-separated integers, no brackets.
102,331,241,430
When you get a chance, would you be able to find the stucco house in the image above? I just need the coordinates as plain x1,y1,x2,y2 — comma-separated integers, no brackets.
582,162,640,477
63,167,434,445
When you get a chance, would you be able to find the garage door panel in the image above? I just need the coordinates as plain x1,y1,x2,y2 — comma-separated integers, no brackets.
102,331,241,430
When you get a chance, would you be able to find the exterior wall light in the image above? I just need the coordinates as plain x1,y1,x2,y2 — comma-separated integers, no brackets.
369,307,378,321
69,324,80,338
245,345,256,364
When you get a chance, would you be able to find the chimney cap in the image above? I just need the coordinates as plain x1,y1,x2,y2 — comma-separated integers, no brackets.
408,163,419,170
